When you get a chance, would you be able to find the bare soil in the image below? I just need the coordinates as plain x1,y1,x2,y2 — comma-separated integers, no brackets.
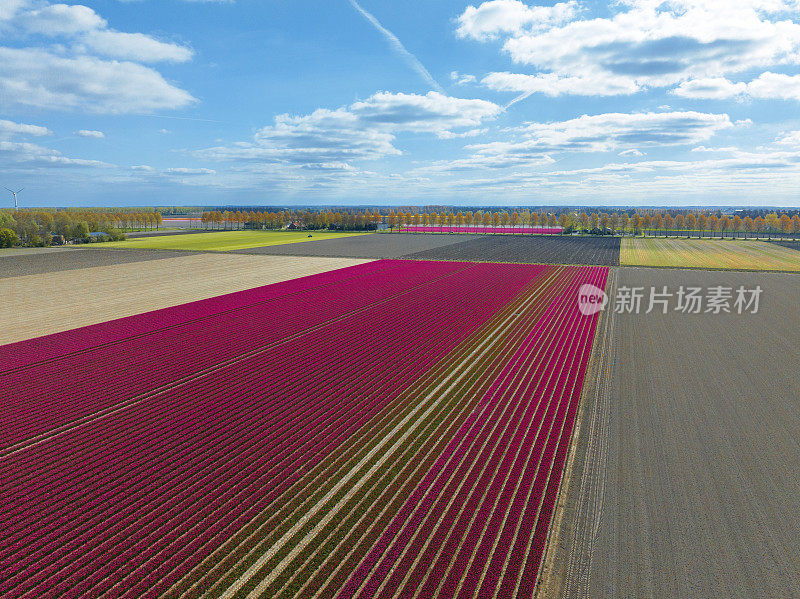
559,267,800,598
404,235,621,266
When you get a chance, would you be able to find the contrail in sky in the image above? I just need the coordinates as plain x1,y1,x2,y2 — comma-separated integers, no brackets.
505,89,535,109
348,0,444,93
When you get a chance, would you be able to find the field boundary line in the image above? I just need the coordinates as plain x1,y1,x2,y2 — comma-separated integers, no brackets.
537,268,615,599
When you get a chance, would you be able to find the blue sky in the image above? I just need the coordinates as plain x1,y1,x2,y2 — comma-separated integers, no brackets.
3,0,800,207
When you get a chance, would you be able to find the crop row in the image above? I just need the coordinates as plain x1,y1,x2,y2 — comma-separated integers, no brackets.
0,260,552,599
211,267,573,599
200,265,607,599
322,266,607,599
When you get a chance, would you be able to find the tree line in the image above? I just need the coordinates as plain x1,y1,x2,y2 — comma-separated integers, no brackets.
0,209,162,248
200,209,379,231
383,209,800,239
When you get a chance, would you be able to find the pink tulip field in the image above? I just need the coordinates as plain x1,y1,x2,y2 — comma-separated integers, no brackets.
1,259,607,599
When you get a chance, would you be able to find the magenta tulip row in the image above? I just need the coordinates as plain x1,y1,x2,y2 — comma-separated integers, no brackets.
0,260,549,599
332,265,607,599
401,226,563,235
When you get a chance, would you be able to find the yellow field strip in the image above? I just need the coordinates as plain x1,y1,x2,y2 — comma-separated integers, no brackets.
621,238,800,271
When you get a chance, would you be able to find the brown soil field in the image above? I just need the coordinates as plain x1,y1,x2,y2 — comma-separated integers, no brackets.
0,247,194,278
1,253,372,345
554,267,800,598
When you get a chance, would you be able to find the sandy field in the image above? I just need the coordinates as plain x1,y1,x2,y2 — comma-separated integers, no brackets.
1,253,372,345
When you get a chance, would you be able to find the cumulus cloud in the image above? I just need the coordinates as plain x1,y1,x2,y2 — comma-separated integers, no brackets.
81,31,193,63
0,48,196,113
0,2,195,113
482,71,639,100
460,0,800,100
671,77,749,99
195,91,501,167
457,0,580,41
672,72,800,101
0,140,111,168
0,118,51,138
476,111,734,155
418,110,734,175
75,129,105,138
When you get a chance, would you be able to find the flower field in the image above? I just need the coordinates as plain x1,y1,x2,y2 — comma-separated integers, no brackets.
401,226,563,235
1,259,607,599
621,237,800,271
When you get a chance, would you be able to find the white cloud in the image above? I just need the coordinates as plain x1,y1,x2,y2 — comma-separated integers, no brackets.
671,77,748,99
478,111,734,155
0,47,196,113
0,140,111,167
418,110,734,175
75,129,105,138
348,91,500,131
437,128,488,139
0,2,194,113
691,145,738,152
0,0,31,21
774,130,800,146
482,71,639,98
82,31,193,63
16,3,105,35
672,72,800,101
460,0,800,99
457,0,580,41
131,165,154,172
746,71,800,100
164,167,216,175
0,118,51,138
451,71,477,85
196,91,500,167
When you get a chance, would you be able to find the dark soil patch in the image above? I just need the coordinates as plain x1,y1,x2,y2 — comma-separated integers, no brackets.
404,235,621,266
0,248,194,278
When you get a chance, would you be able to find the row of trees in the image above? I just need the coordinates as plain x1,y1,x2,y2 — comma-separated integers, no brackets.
200,209,379,231
0,209,163,247
384,209,800,239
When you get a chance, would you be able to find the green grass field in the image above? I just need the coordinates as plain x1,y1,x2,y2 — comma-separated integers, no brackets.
106,230,372,252
621,238,800,271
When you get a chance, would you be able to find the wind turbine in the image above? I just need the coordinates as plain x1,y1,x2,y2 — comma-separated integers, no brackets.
3,187,23,210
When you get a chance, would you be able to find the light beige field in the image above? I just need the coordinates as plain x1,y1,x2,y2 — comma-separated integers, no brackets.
1,253,372,345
